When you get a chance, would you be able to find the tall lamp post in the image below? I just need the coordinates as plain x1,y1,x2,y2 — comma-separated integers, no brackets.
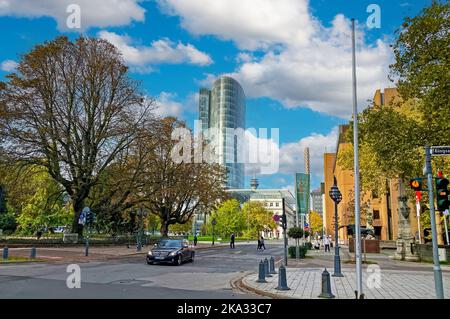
329,176,343,277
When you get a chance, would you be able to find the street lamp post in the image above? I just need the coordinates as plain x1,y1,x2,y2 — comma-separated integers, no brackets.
329,176,343,277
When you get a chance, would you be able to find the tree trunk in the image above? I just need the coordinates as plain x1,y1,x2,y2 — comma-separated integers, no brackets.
160,221,169,237
71,199,84,236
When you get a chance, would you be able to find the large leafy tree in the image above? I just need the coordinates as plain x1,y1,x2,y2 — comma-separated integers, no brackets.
391,0,450,146
0,164,71,234
210,199,245,238
0,36,154,235
142,117,227,237
242,201,276,239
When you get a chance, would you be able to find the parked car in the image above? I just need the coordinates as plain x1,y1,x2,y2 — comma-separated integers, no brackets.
146,238,194,266
53,226,67,233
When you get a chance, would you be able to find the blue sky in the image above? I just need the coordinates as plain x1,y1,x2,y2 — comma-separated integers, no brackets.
0,0,432,193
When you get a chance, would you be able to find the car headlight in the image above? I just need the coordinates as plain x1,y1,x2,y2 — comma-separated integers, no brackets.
148,251,153,255
169,251,177,256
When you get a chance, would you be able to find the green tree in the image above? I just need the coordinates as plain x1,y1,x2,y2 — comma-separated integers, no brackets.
391,1,450,146
0,36,154,235
242,201,276,239
210,199,245,238
13,168,73,235
142,118,227,237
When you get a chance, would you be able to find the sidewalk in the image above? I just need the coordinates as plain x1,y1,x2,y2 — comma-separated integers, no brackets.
241,267,450,299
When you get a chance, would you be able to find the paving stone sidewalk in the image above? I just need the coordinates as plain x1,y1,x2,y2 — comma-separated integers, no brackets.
242,267,450,299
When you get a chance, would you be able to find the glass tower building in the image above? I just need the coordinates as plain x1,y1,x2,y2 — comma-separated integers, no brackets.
199,76,246,189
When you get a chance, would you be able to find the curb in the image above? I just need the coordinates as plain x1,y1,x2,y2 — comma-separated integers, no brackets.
231,272,293,299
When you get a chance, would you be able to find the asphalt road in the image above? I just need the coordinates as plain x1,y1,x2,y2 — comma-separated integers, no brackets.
0,242,284,299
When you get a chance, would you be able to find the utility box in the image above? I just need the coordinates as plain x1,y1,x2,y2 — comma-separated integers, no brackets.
349,239,380,253
438,248,447,262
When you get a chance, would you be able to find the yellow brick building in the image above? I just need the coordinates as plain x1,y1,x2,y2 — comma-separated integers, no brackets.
323,88,425,243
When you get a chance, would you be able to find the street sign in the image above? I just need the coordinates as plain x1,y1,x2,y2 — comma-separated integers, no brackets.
431,146,450,156
211,219,217,226
273,215,280,222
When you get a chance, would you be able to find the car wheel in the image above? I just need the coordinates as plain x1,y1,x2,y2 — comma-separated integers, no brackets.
190,252,195,262
147,261,153,265
176,254,183,266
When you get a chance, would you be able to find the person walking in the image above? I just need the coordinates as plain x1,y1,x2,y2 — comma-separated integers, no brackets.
257,238,261,250
230,233,235,249
324,235,330,252
260,235,266,250
193,234,198,247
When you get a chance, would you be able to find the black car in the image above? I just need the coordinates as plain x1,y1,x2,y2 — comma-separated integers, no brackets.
146,239,195,266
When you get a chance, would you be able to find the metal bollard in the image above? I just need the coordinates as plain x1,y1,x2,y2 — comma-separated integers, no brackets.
256,260,267,283
318,268,335,298
30,246,36,259
2,247,8,260
275,265,290,290
264,258,272,277
269,256,277,274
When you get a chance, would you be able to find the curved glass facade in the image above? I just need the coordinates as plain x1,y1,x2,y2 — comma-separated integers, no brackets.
199,76,246,189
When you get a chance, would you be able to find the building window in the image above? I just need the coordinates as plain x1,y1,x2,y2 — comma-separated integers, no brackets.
276,202,279,207
270,202,273,207
373,210,380,220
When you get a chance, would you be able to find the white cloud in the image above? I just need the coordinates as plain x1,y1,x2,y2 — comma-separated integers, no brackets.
243,127,338,183
98,31,213,72
278,127,338,178
154,92,184,118
158,0,392,118
0,0,145,30
0,59,18,72
157,0,315,50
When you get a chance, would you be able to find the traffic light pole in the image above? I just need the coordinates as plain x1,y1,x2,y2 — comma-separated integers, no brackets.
425,145,444,299
85,224,89,257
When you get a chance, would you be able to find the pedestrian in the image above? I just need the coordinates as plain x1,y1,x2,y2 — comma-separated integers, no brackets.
324,235,330,252
314,238,320,251
193,234,198,247
230,233,235,249
260,236,266,250
257,238,261,250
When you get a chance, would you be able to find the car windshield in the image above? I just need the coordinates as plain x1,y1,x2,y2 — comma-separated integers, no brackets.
157,240,182,248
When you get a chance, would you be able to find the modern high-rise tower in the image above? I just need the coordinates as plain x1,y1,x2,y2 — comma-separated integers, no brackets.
199,76,246,189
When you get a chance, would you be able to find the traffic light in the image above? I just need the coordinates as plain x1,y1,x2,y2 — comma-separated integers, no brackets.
436,177,450,211
281,212,287,229
409,178,423,191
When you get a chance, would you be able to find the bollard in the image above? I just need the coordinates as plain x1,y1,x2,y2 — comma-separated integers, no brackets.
30,246,37,259
256,260,267,283
2,247,8,260
275,265,290,290
269,256,277,274
264,258,272,277
318,268,335,298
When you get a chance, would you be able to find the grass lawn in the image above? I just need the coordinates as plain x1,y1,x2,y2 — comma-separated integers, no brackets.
1,257,44,263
